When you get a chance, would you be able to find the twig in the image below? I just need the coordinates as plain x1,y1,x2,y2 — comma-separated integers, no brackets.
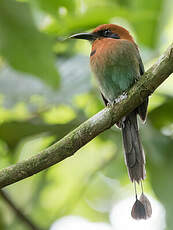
0,189,43,230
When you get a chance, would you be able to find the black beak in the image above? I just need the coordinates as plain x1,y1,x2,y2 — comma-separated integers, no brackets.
68,32,97,41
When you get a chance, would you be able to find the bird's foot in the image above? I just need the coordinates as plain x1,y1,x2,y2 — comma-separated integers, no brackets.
106,92,127,107
114,92,128,104
107,102,114,107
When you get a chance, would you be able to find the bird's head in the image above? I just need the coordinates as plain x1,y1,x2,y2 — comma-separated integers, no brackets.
69,24,134,43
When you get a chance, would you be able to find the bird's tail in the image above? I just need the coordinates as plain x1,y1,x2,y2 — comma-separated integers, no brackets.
121,111,145,183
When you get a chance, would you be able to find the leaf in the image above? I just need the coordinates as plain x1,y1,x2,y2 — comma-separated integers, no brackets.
0,117,84,149
0,55,91,109
149,97,173,129
0,0,59,88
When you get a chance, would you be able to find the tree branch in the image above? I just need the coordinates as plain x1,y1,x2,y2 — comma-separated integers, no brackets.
0,43,173,189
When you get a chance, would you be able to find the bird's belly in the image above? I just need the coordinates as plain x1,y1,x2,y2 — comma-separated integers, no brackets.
96,65,136,103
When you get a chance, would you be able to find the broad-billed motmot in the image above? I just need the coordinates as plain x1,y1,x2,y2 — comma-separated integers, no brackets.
69,24,152,219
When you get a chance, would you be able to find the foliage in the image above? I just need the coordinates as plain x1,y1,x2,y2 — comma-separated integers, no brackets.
0,0,173,230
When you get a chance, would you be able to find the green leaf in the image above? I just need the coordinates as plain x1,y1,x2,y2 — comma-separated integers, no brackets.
0,55,91,109
149,97,173,129
0,117,83,149
0,0,59,88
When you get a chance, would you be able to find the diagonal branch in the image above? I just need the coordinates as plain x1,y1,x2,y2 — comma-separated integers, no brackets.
0,43,173,189
0,190,43,230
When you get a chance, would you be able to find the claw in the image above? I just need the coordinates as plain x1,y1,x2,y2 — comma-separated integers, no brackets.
114,92,128,104
107,101,116,107
107,102,113,107
106,92,128,107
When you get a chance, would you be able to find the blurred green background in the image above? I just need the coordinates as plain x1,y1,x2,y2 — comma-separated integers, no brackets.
0,0,173,229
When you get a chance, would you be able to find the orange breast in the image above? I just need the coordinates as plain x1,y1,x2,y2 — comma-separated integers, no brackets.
90,38,137,74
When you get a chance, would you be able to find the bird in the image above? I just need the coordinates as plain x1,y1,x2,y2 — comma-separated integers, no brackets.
69,24,151,219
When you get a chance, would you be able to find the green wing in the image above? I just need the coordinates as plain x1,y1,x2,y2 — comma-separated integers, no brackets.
137,55,148,121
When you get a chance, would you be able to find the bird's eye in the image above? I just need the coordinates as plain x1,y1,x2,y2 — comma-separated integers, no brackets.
103,29,111,36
